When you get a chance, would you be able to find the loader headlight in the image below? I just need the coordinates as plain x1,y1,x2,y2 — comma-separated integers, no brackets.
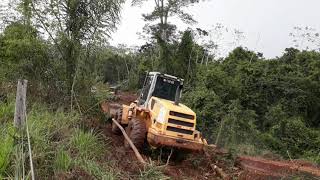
156,107,166,124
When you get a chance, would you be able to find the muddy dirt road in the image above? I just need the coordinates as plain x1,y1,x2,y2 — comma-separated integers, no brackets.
95,91,320,180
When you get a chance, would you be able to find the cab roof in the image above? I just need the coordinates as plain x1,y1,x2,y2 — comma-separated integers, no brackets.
148,72,184,83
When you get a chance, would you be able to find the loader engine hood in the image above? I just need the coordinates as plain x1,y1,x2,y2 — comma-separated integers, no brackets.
149,97,196,119
148,97,198,139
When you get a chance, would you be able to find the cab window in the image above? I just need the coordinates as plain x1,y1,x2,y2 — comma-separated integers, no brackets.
139,75,153,105
152,76,179,102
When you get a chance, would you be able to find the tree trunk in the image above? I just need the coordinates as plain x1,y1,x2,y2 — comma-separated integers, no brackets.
111,118,146,165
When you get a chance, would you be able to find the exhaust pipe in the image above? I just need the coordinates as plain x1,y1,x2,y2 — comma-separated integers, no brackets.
174,85,182,105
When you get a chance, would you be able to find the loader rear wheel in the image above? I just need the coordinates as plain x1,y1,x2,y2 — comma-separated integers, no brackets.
111,108,123,135
124,118,146,150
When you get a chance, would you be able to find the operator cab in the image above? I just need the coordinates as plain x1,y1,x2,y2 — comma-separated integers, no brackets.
138,72,184,107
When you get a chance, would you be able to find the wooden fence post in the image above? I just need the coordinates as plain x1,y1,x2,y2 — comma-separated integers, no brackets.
14,79,28,128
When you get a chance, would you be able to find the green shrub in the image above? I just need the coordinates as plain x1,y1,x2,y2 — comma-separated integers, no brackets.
54,149,72,172
267,117,320,159
92,82,112,102
70,129,105,160
213,100,258,149
303,150,320,165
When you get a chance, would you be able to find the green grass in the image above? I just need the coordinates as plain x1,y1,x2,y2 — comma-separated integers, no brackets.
0,102,80,178
52,128,117,179
70,129,105,160
0,99,127,179
0,125,14,176
75,159,117,180
54,149,72,172
69,129,118,179
0,99,14,124
0,100,15,177
25,104,80,178
139,164,170,180
26,103,117,179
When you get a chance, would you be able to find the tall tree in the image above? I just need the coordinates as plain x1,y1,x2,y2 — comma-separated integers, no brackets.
173,30,194,79
132,0,200,42
132,0,203,73
0,22,48,82
30,0,124,91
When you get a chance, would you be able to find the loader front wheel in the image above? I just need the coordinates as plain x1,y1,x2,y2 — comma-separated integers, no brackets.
124,118,146,150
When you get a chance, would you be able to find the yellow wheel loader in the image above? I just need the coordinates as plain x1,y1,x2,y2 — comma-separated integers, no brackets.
103,72,207,151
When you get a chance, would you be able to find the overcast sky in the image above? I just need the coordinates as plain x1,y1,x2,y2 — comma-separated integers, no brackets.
1,0,320,58
111,0,320,58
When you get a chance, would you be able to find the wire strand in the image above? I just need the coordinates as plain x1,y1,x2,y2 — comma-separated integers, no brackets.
25,112,35,180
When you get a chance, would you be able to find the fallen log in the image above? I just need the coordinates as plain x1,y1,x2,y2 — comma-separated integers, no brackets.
211,164,228,179
203,146,228,179
111,118,147,165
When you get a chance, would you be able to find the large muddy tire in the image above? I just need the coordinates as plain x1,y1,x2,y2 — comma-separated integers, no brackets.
111,108,123,135
124,118,146,150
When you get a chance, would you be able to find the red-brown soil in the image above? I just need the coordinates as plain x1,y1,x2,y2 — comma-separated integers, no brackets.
237,156,320,179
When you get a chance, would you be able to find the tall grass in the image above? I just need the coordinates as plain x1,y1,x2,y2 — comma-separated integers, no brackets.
70,129,105,160
0,99,119,179
139,164,170,180
0,99,14,124
26,104,79,178
27,103,117,179
69,129,119,179
54,149,72,172
0,100,15,177
76,159,118,180
0,125,14,176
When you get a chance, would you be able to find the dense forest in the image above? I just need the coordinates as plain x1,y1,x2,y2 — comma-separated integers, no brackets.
0,0,320,179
